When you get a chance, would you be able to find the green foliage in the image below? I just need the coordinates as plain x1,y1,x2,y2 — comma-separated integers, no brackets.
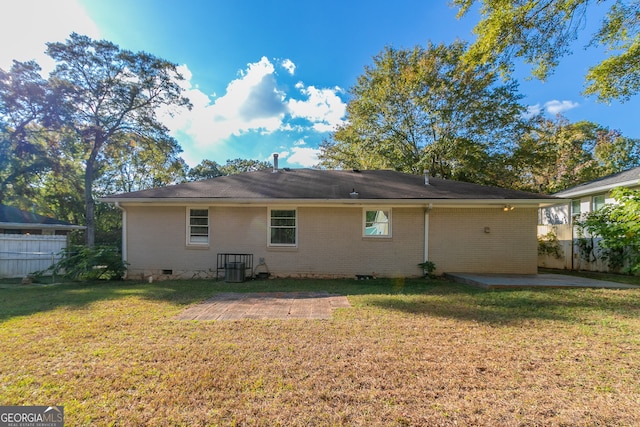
538,231,563,259
188,159,224,181
579,187,640,273
455,0,640,102
98,132,188,195
0,61,55,206
510,116,640,193
320,41,531,183
42,245,127,281
418,260,437,278
45,33,192,247
188,158,272,181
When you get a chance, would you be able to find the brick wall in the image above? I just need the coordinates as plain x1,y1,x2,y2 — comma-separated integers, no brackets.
123,204,538,279
429,207,538,274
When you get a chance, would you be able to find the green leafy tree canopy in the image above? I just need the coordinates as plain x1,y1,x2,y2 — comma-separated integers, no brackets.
454,0,640,102
320,41,531,184
46,33,192,247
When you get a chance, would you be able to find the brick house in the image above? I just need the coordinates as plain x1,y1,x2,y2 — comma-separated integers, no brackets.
102,168,559,280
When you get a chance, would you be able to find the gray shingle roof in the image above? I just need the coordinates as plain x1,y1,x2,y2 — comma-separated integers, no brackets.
554,166,640,197
104,169,558,201
0,204,80,227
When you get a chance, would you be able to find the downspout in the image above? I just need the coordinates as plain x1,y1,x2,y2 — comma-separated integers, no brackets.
423,171,431,267
424,204,431,265
114,202,128,279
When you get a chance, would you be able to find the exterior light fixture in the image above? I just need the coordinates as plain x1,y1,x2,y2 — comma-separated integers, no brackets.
503,205,515,211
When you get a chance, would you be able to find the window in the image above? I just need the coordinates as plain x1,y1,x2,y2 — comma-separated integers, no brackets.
592,195,606,212
187,208,209,245
571,199,581,217
364,209,391,237
269,209,297,246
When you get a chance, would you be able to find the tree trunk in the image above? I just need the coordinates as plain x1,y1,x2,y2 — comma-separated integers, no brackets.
84,139,102,249
84,158,96,248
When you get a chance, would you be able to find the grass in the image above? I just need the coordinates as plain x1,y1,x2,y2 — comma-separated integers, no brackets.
1,277,639,426
540,267,640,286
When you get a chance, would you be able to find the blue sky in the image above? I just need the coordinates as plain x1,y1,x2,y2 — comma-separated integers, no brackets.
2,0,638,169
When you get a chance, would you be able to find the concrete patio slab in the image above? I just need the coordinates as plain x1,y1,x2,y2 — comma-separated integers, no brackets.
445,273,639,290
175,291,351,320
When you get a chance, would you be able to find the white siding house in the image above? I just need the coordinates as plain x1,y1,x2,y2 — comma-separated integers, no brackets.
538,166,640,271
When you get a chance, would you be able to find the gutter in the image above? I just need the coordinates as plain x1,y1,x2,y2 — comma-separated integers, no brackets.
100,197,564,209
0,222,85,230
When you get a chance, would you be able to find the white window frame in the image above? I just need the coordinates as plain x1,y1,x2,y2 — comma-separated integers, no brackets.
363,208,392,238
571,199,581,217
592,195,606,212
186,207,209,246
268,207,297,247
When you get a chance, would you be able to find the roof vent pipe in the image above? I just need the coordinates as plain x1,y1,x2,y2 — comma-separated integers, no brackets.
273,153,279,173
424,170,430,186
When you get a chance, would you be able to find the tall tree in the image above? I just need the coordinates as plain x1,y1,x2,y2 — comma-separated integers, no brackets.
46,33,191,247
320,42,531,183
508,115,640,192
0,61,54,205
454,0,640,102
98,133,187,195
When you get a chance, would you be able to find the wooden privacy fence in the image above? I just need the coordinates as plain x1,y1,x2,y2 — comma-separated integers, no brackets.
0,234,67,278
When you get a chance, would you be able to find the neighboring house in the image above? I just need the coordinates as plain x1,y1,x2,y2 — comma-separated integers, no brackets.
101,167,560,280
538,166,640,271
0,205,85,278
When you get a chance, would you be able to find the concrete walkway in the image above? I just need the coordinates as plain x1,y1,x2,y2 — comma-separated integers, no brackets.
445,273,639,290
175,291,351,320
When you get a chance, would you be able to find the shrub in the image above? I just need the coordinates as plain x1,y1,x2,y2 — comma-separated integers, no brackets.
417,260,437,278
537,231,564,259
41,245,127,281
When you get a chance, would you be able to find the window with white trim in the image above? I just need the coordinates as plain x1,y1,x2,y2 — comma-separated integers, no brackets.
269,208,297,246
592,195,606,212
364,209,391,237
571,199,581,217
187,208,209,245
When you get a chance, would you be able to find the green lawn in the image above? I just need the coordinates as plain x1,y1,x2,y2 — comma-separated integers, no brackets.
1,278,639,426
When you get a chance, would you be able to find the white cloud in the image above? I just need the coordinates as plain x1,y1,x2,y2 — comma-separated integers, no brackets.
164,59,347,164
0,0,100,73
288,85,346,132
544,100,579,115
281,59,296,75
163,58,289,150
285,146,320,167
526,104,542,117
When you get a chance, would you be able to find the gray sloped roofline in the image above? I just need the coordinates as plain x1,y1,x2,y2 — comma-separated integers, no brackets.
0,204,85,229
553,166,640,198
101,169,560,206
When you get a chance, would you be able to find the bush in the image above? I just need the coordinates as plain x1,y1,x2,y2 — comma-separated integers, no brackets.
578,187,640,274
418,260,437,278
538,231,563,259
41,245,127,281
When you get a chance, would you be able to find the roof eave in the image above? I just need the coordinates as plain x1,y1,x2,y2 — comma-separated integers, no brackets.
101,197,563,208
0,222,85,230
554,180,640,198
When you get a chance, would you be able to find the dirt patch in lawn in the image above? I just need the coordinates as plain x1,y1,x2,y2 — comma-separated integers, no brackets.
175,291,351,320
